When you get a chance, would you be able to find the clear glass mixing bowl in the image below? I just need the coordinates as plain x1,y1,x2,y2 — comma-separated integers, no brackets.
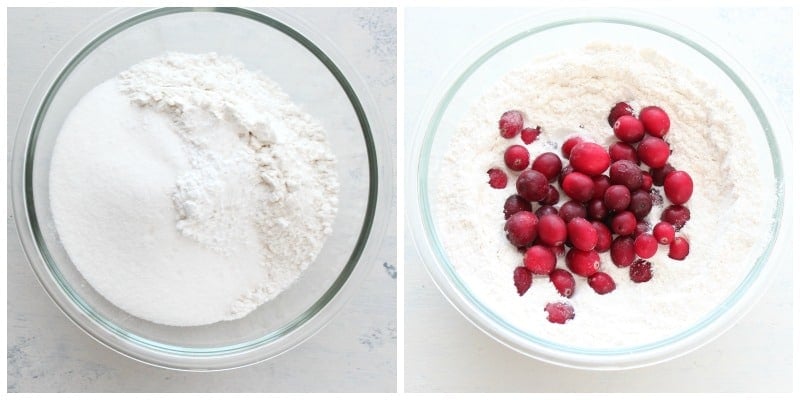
407,9,789,370
11,7,392,370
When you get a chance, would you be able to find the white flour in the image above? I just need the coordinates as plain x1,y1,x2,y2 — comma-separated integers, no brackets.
50,53,339,326
435,43,775,348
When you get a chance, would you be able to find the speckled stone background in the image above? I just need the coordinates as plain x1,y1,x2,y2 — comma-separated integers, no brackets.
7,7,396,393
405,7,792,393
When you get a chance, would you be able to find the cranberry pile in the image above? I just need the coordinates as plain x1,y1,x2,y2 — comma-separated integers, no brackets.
488,104,694,324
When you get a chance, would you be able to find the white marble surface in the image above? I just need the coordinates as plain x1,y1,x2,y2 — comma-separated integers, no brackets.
6,7,396,392
405,7,792,392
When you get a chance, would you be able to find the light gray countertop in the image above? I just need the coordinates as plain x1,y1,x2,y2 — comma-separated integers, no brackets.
404,7,792,392
7,7,397,393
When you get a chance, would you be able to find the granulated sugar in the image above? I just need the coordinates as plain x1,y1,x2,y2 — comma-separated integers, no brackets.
50,53,338,326
435,43,775,348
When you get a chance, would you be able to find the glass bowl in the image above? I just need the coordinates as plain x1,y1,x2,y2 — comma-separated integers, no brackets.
11,8,392,371
407,9,789,370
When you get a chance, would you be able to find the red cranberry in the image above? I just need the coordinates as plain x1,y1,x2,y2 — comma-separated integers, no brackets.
499,110,524,138
513,266,532,296
664,170,693,205
487,168,507,189
653,221,676,244
569,142,611,176
610,236,635,267
549,243,566,257
613,115,645,143
639,106,670,137
535,205,558,219
565,249,601,277
516,170,549,202
634,221,650,238
588,272,616,295
538,185,560,206
544,302,575,324
558,200,587,223
637,136,670,168
504,211,538,247
629,259,653,283
586,198,608,221
561,136,584,158
628,189,653,220
567,217,598,251
504,145,530,171
661,205,691,229
603,184,631,212
608,141,640,164
634,233,658,259
650,163,675,186
524,245,556,275
669,236,690,260
610,211,637,236
641,172,653,191
592,221,612,253
609,160,643,191
562,172,595,202
607,101,634,126
503,194,532,219
591,175,611,200
520,126,541,144
549,269,576,298
531,152,562,182
537,214,568,247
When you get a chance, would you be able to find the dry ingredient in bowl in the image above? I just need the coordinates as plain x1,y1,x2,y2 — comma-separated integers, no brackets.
50,53,339,326
435,43,775,348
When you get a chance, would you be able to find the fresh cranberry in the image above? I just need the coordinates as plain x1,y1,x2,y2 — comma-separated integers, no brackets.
639,106,670,137
567,217,598,251
531,152,562,182
487,168,507,189
637,136,670,168
569,142,611,176
629,259,653,283
649,163,676,186
504,211,538,247
591,175,611,200
538,185,560,206
549,269,576,298
669,237,690,260
653,221,675,244
607,101,634,126
549,243,566,257
558,200,587,223
535,205,558,219
520,126,541,144
516,170,549,202
603,184,631,212
513,266,532,296
537,214,568,247
641,172,653,191
634,233,658,259
524,245,557,275
561,172,595,202
608,141,640,164
561,136,584,158
499,110,524,138
613,115,645,143
504,145,530,171
610,211,636,236
661,205,691,229
609,160,643,191
628,189,653,220
503,194,532,219
565,249,601,277
592,221,612,253
610,236,635,267
586,198,607,221
634,221,650,238
544,302,575,324
558,165,575,187
588,272,616,295
664,170,693,205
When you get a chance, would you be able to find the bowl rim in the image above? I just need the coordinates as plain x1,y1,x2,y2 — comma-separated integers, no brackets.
11,7,393,371
407,8,790,370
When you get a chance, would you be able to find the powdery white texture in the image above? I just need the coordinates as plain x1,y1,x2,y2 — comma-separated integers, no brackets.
435,43,775,349
50,53,338,326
